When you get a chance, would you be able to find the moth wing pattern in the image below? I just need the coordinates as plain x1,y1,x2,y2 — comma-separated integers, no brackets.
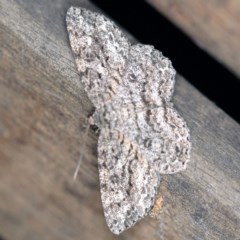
123,44,176,105
66,6,191,235
98,128,160,234
66,6,130,108
121,44,191,174
144,105,191,174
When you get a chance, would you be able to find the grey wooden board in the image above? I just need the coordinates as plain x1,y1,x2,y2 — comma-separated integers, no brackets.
0,0,239,240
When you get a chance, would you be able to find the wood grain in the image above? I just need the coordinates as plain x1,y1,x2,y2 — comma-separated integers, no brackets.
0,0,240,239
148,0,240,78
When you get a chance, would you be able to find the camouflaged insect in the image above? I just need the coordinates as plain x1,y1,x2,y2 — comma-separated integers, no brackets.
66,7,191,235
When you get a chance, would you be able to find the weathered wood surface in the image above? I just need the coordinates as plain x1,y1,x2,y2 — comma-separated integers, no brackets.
0,0,240,240
148,0,240,78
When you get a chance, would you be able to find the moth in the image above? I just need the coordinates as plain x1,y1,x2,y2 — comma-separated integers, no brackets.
66,7,191,234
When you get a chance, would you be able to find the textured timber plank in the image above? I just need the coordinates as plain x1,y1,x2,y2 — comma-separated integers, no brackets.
0,0,240,240
148,0,240,78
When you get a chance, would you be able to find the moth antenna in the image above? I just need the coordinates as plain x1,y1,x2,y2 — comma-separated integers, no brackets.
73,123,90,181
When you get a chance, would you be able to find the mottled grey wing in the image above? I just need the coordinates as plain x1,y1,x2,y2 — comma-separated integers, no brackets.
118,44,191,174
98,128,160,234
66,7,130,108
116,44,176,108
141,105,191,174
